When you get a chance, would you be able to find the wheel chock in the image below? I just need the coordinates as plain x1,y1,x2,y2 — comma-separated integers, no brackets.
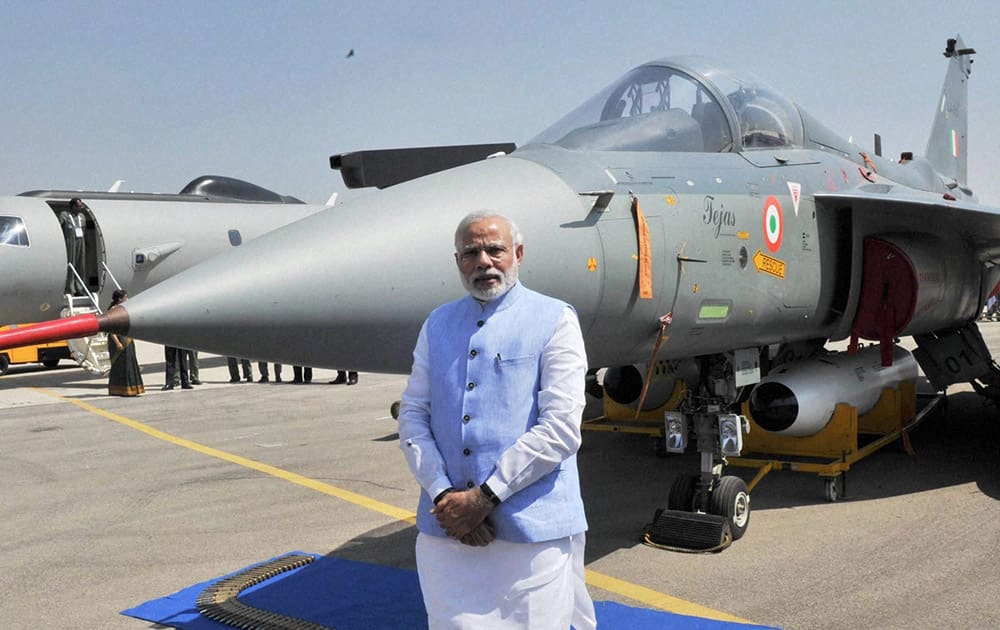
642,509,732,552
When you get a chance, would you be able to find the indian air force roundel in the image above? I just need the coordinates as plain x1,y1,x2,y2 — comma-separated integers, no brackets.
763,196,783,252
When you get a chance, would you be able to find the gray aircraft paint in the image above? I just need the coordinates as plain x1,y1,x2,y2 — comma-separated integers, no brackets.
0,195,327,323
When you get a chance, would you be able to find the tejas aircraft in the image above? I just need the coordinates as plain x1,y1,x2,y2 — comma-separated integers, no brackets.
0,176,328,371
3,37,994,540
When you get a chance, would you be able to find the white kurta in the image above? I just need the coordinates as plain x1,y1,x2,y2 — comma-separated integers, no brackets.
400,305,596,629
416,531,595,630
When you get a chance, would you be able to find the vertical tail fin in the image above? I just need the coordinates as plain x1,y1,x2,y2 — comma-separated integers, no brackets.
925,36,975,187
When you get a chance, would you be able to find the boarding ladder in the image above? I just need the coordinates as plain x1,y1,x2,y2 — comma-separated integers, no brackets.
60,265,111,375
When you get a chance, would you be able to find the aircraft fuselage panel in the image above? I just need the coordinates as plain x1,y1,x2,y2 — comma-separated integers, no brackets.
0,195,326,325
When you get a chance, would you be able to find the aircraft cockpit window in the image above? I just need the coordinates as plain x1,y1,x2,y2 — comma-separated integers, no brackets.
731,89,803,149
529,58,806,153
0,216,29,247
706,70,805,149
527,65,733,153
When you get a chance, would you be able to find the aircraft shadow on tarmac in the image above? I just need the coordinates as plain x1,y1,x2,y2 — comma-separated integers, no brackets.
0,356,231,391
577,393,999,559
0,363,109,392
0,362,79,379
332,392,998,570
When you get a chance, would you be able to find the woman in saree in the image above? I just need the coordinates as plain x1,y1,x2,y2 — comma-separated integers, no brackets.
107,289,145,397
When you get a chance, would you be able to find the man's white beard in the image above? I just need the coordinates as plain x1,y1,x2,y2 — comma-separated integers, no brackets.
462,265,518,301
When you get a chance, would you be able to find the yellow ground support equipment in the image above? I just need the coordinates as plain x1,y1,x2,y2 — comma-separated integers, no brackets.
729,381,943,501
0,324,72,376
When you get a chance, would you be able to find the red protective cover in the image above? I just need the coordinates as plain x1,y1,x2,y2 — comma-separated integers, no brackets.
0,314,100,351
850,238,918,365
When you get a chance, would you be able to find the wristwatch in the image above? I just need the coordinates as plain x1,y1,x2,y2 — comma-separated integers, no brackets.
479,482,501,506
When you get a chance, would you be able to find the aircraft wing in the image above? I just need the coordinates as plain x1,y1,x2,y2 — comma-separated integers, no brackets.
815,187,1000,262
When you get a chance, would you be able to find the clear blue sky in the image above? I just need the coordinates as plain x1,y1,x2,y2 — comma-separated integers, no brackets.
2,0,998,205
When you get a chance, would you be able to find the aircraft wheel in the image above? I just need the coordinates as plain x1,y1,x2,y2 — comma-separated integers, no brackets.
42,359,61,369
667,473,698,511
710,476,750,540
825,477,840,502
0,354,9,376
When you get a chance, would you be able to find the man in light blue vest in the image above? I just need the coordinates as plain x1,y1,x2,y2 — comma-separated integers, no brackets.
399,212,596,629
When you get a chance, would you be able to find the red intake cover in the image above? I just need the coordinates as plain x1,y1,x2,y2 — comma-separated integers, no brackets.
851,237,917,341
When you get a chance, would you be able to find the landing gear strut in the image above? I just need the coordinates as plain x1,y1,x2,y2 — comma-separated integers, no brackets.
646,409,751,550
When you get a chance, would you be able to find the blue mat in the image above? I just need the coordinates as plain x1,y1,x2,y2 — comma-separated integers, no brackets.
122,552,774,629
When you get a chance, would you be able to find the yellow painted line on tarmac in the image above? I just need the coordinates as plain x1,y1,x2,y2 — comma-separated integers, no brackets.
38,387,753,625
585,569,755,623
34,388,416,525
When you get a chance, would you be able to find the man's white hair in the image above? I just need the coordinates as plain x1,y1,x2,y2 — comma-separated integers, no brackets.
454,212,523,250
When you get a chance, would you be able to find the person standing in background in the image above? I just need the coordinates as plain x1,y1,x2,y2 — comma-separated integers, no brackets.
227,357,253,383
163,345,192,390
258,362,282,383
328,370,358,385
107,290,145,397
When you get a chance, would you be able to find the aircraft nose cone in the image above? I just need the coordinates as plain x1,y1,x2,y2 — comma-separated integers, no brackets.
118,155,585,372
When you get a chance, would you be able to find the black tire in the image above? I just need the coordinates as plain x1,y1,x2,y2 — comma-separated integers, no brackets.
390,400,401,420
667,474,698,511
0,354,9,376
710,476,751,540
42,359,61,369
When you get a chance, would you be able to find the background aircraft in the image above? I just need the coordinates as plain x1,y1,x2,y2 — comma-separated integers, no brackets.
3,37,995,541
0,175,328,371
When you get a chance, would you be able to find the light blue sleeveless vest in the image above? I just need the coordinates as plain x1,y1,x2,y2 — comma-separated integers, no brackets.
416,282,588,543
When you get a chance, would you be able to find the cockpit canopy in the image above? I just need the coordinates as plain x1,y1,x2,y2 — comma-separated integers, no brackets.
528,56,804,153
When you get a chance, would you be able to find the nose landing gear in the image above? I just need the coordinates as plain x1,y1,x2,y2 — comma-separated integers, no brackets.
645,410,751,551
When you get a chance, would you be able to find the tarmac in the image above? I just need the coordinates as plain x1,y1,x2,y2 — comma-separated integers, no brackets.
1,328,999,629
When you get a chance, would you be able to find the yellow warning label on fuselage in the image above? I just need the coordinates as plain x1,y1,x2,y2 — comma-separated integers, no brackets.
752,249,786,279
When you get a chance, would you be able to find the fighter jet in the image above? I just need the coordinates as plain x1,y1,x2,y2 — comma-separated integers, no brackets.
3,37,994,541
0,175,328,370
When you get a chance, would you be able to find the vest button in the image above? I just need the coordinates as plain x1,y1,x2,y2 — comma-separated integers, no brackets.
477,320,484,327
463,415,470,423
466,481,475,488
470,349,478,357
467,382,475,390
463,448,471,456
